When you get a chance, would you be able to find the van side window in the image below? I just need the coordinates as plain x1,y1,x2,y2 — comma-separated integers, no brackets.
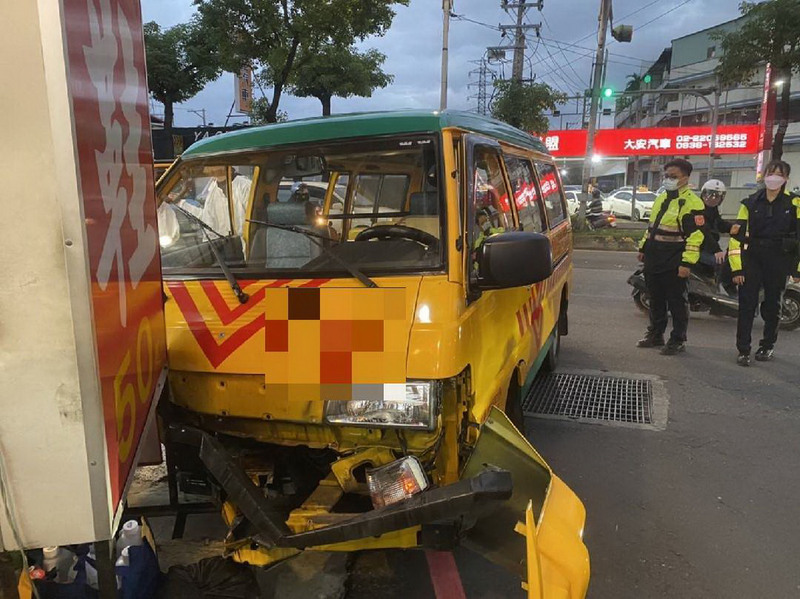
504,156,545,233
534,161,567,228
470,147,512,253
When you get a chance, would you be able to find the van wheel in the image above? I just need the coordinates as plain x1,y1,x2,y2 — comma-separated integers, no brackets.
543,311,564,372
505,377,525,435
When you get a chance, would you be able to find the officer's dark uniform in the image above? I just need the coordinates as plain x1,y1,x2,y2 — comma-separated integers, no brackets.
728,188,800,355
638,186,705,346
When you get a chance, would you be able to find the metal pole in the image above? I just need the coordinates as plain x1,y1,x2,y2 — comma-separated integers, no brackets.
440,0,452,111
708,83,720,181
579,0,610,222
632,95,642,219
512,2,526,82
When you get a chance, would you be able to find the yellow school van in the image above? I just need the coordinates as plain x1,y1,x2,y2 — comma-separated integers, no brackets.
156,110,588,597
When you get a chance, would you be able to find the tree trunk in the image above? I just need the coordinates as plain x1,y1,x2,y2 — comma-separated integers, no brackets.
772,72,791,161
266,37,301,123
164,100,175,158
320,94,332,116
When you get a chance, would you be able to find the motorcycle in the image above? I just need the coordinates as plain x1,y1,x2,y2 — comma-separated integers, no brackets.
627,266,800,331
586,211,617,230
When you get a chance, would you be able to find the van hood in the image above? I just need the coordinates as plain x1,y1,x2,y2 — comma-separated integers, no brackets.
164,277,422,400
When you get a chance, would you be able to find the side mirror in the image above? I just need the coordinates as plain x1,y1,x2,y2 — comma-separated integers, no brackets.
475,232,553,290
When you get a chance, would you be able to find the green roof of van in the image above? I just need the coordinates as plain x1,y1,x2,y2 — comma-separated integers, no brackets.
181,110,549,157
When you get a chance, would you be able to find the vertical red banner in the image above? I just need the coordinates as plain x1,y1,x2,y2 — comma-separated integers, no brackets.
63,0,167,505
758,63,777,152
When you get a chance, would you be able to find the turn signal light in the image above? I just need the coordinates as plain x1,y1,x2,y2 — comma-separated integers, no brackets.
366,456,429,508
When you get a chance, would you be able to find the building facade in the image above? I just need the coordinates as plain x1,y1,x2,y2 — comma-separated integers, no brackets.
614,16,800,192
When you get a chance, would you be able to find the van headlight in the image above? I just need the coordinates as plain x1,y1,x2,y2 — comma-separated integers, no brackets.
324,381,441,430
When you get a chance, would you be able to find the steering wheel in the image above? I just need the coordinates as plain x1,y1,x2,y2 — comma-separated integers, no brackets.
354,224,438,248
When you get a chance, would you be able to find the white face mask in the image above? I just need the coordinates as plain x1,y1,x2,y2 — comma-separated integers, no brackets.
764,174,786,191
662,177,680,191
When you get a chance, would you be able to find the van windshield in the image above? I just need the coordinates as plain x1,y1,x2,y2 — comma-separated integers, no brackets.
158,135,444,276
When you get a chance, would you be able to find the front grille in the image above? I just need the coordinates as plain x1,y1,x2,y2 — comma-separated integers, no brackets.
522,372,653,424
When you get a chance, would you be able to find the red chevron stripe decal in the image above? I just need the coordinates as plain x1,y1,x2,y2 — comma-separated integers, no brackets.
168,282,266,368
168,279,333,368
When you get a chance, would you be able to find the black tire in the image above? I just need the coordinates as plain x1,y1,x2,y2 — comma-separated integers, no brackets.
779,291,800,331
633,209,641,222
633,290,650,314
505,376,525,435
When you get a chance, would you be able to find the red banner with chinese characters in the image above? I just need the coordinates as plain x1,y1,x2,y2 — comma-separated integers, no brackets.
541,125,760,158
64,0,167,505
758,64,777,152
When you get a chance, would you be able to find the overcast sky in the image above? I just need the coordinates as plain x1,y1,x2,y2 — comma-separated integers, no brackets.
140,0,744,128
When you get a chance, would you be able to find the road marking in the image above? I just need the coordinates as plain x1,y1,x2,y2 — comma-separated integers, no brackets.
425,550,467,599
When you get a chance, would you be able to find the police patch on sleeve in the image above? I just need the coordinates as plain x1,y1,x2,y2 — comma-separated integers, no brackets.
694,214,705,226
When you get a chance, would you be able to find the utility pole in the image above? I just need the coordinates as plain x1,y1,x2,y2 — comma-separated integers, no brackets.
579,0,611,221
440,0,453,111
188,108,207,127
707,79,721,181
500,2,542,83
512,2,525,82
631,92,642,220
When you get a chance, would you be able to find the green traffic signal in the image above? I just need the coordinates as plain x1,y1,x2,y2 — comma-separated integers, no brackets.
603,88,613,98
643,74,652,84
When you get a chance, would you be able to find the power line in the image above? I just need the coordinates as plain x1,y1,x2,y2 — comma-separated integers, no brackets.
541,14,589,90
451,13,500,31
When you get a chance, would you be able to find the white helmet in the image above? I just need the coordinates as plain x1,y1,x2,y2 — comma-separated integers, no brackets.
701,179,726,207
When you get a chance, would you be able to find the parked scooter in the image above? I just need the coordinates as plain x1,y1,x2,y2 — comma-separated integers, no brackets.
627,266,800,330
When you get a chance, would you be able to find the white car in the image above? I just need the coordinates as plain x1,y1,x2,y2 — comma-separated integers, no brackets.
606,190,657,221
564,190,580,215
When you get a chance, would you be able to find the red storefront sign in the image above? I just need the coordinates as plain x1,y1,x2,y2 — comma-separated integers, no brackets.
541,125,760,158
542,129,589,156
64,0,167,505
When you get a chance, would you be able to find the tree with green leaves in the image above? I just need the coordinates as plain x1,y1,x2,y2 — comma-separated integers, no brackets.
490,80,567,133
615,72,642,114
143,21,221,153
249,99,289,125
712,0,800,159
290,45,392,116
194,0,408,123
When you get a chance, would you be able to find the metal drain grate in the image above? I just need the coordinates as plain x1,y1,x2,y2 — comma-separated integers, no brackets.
522,372,653,424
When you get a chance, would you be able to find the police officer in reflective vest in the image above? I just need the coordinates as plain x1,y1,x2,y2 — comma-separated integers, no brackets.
637,159,706,355
729,160,800,366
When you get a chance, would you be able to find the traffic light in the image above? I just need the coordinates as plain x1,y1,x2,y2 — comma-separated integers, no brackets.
643,74,652,84
602,87,613,98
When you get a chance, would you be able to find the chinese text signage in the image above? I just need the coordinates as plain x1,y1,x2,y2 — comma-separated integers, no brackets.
64,0,167,505
541,125,760,158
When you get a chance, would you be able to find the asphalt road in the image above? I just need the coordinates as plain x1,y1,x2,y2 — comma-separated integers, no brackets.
348,249,800,599
533,249,800,598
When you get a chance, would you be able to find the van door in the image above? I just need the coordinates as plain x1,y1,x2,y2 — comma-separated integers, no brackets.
462,136,528,425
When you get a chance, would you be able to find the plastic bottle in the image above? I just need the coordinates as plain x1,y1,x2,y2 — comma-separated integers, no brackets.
41,546,77,584
85,547,98,590
116,520,142,557
115,546,130,568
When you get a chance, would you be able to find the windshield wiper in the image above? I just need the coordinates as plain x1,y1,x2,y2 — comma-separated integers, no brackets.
247,219,378,288
171,204,250,304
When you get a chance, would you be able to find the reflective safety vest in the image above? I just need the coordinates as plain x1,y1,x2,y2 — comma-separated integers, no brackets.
638,186,706,268
728,189,800,277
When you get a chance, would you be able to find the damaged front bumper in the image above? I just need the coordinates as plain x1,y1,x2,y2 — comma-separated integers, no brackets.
170,423,513,549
